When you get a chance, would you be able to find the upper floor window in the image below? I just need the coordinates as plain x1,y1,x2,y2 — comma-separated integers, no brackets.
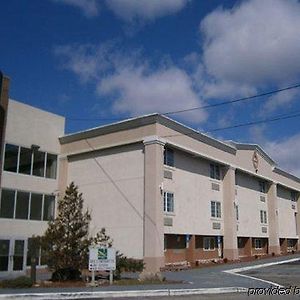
291,191,298,202
0,188,55,221
260,210,267,224
259,181,266,193
211,201,221,218
3,143,57,179
163,192,174,213
164,148,174,167
210,164,220,180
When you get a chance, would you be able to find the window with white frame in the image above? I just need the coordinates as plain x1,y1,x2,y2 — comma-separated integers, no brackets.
254,238,263,249
164,148,174,167
203,237,215,251
3,143,58,179
259,181,266,193
0,189,55,221
260,210,267,224
163,192,174,213
210,164,220,180
211,201,221,218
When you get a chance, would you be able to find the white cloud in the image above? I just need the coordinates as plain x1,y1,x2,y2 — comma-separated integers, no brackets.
54,43,206,123
262,89,299,114
53,0,100,17
98,64,206,122
105,0,190,22
198,0,300,99
265,134,300,177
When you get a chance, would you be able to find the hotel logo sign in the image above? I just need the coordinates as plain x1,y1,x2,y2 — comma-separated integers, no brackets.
89,246,116,271
252,150,259,172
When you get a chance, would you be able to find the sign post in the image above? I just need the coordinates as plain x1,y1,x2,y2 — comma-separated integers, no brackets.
89,246,116,286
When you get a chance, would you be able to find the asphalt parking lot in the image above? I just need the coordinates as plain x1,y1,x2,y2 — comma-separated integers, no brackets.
242,259,300,287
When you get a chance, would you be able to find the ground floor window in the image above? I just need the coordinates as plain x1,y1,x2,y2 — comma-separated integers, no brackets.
287,239,296,250
203,237,216,251
164,234,186,250
254,238,263,249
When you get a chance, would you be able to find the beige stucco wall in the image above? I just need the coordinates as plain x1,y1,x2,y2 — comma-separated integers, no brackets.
277,186,298,238
0,99,65,238
67,143,144,259
235,171,269,238
163,149,223,236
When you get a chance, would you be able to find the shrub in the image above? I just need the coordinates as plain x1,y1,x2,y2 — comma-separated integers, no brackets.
223,258,228,263
52,268,81,282
114,253,144,280
0,276,33,288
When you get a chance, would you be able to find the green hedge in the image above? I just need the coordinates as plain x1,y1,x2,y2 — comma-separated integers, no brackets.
0,276,33,288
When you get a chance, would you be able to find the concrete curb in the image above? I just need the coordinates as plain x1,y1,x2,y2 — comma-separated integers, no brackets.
0,287,247,299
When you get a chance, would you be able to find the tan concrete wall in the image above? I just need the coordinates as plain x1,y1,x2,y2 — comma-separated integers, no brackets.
5,100,64,154
163,149,223,236
277,186,298,238
235,171,269,238
1,99,65,238
67,143,145,259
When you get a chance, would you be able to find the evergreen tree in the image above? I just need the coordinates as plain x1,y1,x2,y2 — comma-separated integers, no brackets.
41,182,112,277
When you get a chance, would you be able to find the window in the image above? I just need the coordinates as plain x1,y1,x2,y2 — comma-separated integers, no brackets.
210,164,220,180
32,151,45,177
26,238,43,266
15,191,30,219
3,143,57,179
30,193,43,220
4,144,19,172
254,238,262,249
163,192,174,213
236,205,239,221
287,239,295,249
259,181,266,193
0,189,54,221
43,195,55,221
291,191,297,202
19,147,32,175
260,210,267,224
0,189,15,218
211,201,221,218
46,153,57,179
203,237,215,250
164,148,174,167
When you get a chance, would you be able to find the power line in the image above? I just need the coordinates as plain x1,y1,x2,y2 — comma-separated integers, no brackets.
66,82,300,121
162,109,300,138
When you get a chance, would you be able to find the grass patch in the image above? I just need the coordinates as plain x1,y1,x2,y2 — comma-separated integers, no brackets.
0,276,33,288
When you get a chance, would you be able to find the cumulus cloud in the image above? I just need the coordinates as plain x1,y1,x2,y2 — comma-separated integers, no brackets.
264,134,300,177
53,0,100,17
54,43,206,123
52,0,190,21
105,0,190,22
198,0,300,100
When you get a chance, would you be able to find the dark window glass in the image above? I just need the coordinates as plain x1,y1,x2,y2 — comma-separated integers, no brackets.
33,151,45,177
30,193,43,220
19,147,32,175
164,148,174,167
13,240,24,271
210,164,220,180
46,154,57,179
43,195,55,221
4,144,19,172
15,191,29,219
0,189,15,218
0,240,10,271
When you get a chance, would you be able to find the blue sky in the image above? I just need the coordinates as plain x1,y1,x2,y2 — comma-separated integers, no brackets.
1,0,300,175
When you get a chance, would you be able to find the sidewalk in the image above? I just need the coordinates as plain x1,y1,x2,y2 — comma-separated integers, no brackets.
0,254,299,299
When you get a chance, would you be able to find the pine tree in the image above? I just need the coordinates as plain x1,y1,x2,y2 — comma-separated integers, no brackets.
41,182,112,279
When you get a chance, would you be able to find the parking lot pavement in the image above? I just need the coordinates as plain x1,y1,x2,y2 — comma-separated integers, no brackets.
1,254,300,296
241,259,300,287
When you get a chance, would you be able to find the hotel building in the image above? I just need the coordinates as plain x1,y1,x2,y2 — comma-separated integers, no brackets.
0,74,299,277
